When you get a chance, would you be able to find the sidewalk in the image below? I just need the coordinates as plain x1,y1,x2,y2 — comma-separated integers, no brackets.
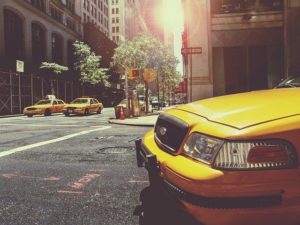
108,106,175,127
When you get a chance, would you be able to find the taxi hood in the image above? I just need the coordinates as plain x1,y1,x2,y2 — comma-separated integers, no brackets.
176,88,300,129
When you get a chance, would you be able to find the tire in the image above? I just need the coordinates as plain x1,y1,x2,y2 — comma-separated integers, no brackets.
27,115,33,117
84,108,89,116
44,109,51,116
97,107,102,114
64,112,69,116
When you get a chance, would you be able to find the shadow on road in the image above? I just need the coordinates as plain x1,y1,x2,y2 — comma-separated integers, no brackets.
134,186,202,225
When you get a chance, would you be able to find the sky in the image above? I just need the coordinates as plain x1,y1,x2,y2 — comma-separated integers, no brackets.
162,0,184,74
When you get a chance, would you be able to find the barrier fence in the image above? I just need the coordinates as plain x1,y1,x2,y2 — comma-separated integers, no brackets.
0,71,98,115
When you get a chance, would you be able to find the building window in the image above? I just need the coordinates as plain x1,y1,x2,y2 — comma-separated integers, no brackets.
112,27,115,33
66,0,74,12
116,17,119,23
112,8,115,14
84,13,87,23
32,23,46,67
87,0,90,11
50,6,63,23
211,0,283,14
30,0,45,11
4,9,24,65
67,40,75,69
112,17,115,23
116,26,119,33
116,8,119,14
66,18,76,31
52,33,63,64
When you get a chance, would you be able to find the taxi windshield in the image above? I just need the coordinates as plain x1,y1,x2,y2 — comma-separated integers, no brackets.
71,98,89,104
35,100,52,105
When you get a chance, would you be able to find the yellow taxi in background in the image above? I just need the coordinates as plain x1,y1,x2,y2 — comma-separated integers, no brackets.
63,97,103,116
136,88,300,225
23,98,65,117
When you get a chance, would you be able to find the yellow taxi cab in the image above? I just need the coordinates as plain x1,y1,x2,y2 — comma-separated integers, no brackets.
63,97,103,116
23,98,65,117
136,88,300,225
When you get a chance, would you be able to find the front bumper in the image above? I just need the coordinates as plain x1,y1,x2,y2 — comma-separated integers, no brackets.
135,139,300,225
135,139,282,208
135,139,160,188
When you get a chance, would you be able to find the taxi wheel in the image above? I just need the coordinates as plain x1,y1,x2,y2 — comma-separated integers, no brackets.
97,108,102,114
84,109,89,116
44,109,51,116
64,112,69,116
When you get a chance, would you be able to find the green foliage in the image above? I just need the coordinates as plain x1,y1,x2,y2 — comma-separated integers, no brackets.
112,33,181,112
73,40,109,86
40,62,69,74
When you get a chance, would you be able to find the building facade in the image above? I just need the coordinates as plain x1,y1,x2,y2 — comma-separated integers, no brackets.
0,0,82,72
108,0,147,44
81,0,109,36
182,0,300,102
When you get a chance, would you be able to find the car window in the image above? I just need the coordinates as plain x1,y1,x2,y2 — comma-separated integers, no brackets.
58,100,64,104
93,99,99,103
53,100,58,105
71,98,89,104
35,100,51,105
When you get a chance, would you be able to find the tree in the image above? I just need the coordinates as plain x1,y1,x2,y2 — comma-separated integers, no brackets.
40,62,69,74
73,40,109,86
39,62,69,95
112,33,180,113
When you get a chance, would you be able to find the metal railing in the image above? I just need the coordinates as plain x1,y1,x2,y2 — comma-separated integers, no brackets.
0,71,84,115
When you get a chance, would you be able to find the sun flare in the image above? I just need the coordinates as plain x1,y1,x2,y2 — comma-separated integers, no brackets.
161,0,183,31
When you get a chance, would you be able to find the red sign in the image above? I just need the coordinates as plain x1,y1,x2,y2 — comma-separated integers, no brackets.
173,79,187,93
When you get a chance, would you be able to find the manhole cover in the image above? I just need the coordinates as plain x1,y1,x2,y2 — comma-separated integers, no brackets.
97,146,134,154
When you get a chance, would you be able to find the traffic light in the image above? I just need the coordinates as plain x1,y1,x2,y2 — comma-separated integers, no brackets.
128,69,139,80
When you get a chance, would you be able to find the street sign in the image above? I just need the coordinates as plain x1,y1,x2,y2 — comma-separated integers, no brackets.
181,47,202,55
16,60,24,73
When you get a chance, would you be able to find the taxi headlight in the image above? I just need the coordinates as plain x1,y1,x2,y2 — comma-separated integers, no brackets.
183,133,224,164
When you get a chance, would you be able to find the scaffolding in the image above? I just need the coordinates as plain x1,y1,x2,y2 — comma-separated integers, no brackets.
0,71,87,115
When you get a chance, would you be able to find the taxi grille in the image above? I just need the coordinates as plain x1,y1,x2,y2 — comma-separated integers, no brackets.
154,114,189,153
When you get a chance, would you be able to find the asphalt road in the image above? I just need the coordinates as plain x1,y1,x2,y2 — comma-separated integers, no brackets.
0,108,200,225
0,108,150,225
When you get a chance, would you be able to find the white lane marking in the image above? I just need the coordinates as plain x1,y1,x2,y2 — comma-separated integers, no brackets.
0,124,90,127
0,126,111,158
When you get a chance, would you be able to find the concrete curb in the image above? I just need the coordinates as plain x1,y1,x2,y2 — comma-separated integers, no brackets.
108,119,155,127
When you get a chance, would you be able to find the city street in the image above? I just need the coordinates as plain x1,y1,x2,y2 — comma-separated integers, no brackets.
0,108,151,225
0,108,200,225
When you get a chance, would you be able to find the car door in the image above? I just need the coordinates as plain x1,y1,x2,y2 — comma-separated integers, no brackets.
91,98,97,112
52,100,59,113
57,100,65,112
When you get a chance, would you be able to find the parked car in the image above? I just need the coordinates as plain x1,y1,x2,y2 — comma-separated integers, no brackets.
23,98,65,117
136,88,300,225
63,97,103,116
275,75,300,88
